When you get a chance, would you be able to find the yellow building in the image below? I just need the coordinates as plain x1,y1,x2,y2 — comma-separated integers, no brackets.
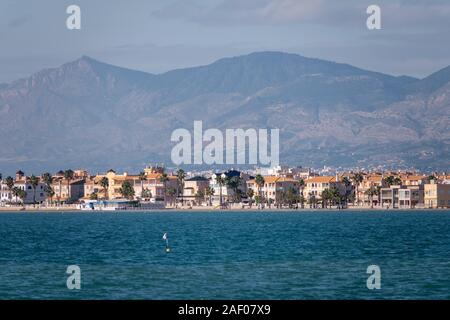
183,176,210,205
93,170,139,200
303,176,340,200
91,168,178,201
246,176,299,204
424,181,450,208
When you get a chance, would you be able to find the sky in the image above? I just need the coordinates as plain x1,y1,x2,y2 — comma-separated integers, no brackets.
0,0,449,83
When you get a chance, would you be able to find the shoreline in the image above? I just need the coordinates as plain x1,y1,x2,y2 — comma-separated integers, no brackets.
1,206,449,213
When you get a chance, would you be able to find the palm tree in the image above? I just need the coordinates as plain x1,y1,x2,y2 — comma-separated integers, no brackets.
64,169,74,203
351,172,364,206
365,186,377,208
330,186,341,208
321,188,332,209
166,187,177,206
195,189,204,205
18,189,27,206
5,176,14,202
12,187,26,205
254,195,263,206
119,181,135,200
11,187,21,204
41,172,53,206
41,172,53,186
275,190,285,208
216,174,226,208
44,185,55,206
57,176,63,202
286,187,298,208
100,177,109,200
226,176,242,203
393,177,402,186
246,188,254,208
298,178,305,201
159,173,169,207
138,171,147,198
299,194,306,209
308,193,317,209
383,175,395,187
29,175,39,206
341,176,352,208
375,186,381,206
205,186,214,206
176,169,186,205
255,174,265,208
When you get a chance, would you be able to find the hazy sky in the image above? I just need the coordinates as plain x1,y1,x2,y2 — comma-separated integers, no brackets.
0,0,449,83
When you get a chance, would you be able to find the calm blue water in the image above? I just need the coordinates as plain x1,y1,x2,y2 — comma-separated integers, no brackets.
0,210,449,300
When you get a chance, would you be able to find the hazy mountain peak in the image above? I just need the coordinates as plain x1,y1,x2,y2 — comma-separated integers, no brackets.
411,64,450,94
216,51,308,62
63,55,154,78
0,52,449,173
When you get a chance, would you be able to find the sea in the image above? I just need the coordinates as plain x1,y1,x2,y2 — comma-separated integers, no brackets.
0,210,449,299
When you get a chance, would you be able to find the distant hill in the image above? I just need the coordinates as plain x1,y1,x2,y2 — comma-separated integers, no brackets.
0,51,448,174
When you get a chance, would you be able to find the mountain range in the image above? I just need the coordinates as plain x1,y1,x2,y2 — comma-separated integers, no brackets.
0,51,449,174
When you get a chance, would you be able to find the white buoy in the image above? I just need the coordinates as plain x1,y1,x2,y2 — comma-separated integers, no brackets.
163,232,171,253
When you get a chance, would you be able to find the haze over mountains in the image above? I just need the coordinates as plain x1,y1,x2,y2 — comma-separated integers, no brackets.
0,51,449,174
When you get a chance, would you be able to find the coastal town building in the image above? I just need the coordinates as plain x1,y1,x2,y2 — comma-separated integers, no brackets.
94,170,139,200
183,176,210,205
51,174,85,203
0,171,47,204
246,176,299,204
210,170,250,205
0,182,10,204
257,166,316,180
380,185,423,209
355,174,385,206
400,175,428,186
89,166,178,202
424,181,450,208
398,186,422,208
1,166,449,210
302,176,346,205
83,176,100,199
137,167,178,201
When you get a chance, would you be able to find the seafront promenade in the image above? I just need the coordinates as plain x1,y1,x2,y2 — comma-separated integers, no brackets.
1,166,450,210
1,203,448,212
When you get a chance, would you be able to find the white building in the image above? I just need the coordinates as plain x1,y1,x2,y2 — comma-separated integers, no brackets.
210,170,250,205
0,171,47,204
0,181,12,204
